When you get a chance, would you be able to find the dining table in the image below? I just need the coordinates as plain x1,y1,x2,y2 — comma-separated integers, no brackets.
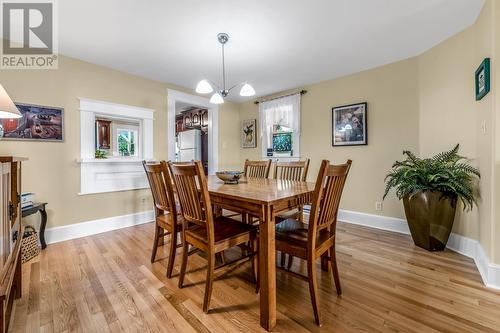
207,175,316,331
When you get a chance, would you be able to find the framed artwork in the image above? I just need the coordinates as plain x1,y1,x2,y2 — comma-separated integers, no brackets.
475,58,490,101
241,119,256,148
0,103,64,141
332,102,367,146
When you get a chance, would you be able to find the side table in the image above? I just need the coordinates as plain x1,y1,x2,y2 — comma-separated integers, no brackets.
21,202,48,249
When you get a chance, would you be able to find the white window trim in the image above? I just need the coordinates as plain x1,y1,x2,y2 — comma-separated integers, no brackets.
78,98,155,195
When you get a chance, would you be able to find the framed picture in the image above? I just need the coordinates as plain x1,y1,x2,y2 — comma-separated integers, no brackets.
241,119,256,148
0,103,64,141
332,102,367,146
475,58,490,101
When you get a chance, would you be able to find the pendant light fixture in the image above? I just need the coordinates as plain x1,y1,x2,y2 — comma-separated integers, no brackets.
196,33,255,104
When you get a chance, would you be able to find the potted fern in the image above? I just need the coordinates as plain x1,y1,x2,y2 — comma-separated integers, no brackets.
383,144,480,251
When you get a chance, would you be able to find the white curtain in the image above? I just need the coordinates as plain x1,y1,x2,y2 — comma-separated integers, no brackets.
259,93,301,157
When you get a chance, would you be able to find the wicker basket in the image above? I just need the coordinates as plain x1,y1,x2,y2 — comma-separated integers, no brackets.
21,225,40,264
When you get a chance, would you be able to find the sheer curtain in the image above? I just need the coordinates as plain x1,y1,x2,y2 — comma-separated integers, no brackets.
259,93,301,157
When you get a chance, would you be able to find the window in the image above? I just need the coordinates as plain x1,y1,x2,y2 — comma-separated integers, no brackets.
259,93,301,158
117,128,138,156
111,122,140,157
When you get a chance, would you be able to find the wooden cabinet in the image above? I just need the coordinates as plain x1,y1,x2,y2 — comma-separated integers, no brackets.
0,157,25,333
201,110,208,128
96,120,111,149
178,109,208,133
175,115,184,134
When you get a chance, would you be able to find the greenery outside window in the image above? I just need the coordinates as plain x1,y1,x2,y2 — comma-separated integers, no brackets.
118,128,138,156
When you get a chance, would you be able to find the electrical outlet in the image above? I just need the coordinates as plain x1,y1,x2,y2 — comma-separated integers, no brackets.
375,202,383,211
141,197,147,204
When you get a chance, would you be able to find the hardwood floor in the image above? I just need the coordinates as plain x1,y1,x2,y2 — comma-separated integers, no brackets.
9,222,500,333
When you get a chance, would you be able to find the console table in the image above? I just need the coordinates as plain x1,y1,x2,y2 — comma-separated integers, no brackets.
22,203,47,249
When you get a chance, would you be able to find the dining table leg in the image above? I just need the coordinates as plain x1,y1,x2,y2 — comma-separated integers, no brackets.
259,204,276,331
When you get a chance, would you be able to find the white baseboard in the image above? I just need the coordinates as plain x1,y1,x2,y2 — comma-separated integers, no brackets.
45,210,154,245
338,209,410,235
335,209,500,290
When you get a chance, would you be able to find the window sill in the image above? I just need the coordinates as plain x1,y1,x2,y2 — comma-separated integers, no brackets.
76,158,155,164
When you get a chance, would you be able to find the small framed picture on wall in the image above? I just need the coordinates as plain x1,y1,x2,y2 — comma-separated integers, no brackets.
241,119,257,148
332,102,367,146
475,58,490,101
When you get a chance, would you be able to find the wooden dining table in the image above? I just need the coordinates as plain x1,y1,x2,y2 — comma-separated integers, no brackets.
207,175,316,331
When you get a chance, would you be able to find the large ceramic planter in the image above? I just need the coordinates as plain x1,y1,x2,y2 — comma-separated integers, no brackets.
403,191,457,251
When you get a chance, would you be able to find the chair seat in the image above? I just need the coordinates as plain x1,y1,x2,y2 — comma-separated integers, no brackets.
186,216,257,246
276,208,302,223
275,219,330,250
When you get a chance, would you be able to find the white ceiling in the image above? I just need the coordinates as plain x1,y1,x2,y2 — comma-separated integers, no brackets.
59,0,485,102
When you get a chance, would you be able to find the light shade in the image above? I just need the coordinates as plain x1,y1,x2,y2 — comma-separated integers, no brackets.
239,83,255,97
209,92,224,104
196,80,213,94
0,84,21,119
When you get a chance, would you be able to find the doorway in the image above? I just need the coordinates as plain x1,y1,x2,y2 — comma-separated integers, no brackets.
175,103,209,174
167,89,219,175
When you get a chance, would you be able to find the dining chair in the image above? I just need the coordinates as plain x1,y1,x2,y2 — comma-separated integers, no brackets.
243,159,272,178
273,158,311,267
224,159,272,223
274,158,310,221
168,160,259,313
275,159,352,326
142,160,181,279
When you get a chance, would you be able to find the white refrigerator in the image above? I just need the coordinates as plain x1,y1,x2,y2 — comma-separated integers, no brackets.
177,129,201,162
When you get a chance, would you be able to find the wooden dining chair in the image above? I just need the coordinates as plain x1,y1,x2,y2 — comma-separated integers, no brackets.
243,159,272,178
274,159,310,221
142,160,181,279
273,158,310,266
275,159,352,326
224,159,272,223
168,161,259,313
273,159,310,182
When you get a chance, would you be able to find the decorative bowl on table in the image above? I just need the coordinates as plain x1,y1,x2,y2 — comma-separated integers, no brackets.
216,171,244,184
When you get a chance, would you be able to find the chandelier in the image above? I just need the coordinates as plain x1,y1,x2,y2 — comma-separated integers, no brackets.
196,33,255,104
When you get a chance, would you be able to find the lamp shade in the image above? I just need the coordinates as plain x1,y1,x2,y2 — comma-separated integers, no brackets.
0,85,21,119
209,92,224,104
196,80,213,94
239,83,255,97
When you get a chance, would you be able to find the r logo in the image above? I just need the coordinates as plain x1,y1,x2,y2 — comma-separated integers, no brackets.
2,2,53,54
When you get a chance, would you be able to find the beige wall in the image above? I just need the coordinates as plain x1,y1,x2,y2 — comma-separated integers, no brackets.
493,0,500,265
218,101,241,170
419,0,498,262
240,58,420,221
0,55,239,228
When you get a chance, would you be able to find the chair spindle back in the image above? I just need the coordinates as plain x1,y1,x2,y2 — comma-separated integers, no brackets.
168,161,215,242
244,159,272,178
143,161,177,216
274,159,310,181
308,160,352,245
